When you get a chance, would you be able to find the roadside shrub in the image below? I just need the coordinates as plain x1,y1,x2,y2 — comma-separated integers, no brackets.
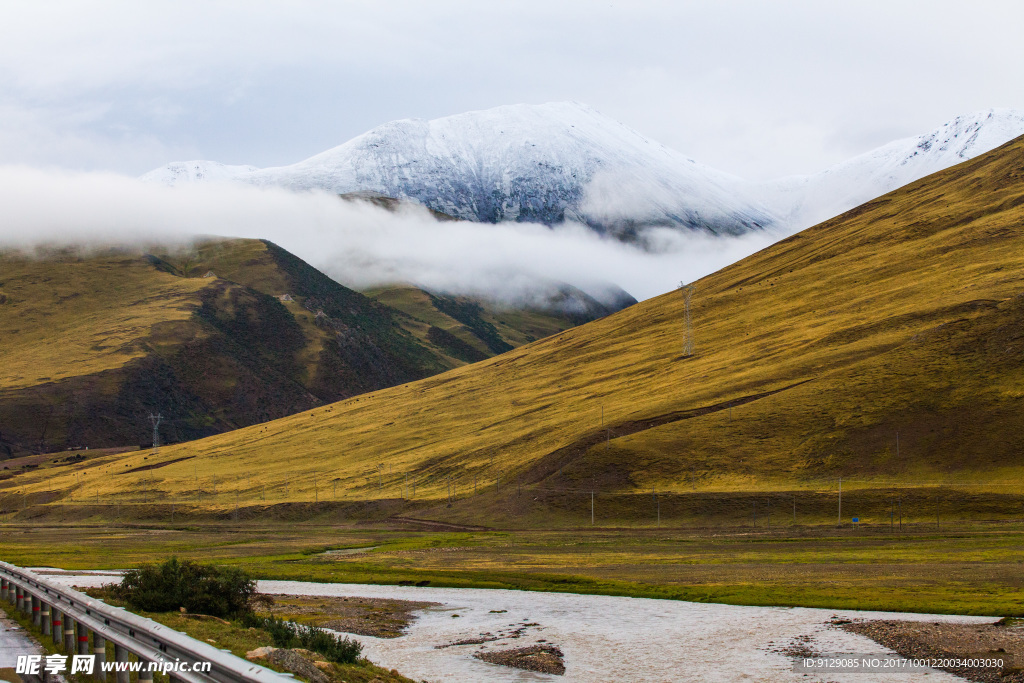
111,557,256,618
264,616,298,647
252,616,362,664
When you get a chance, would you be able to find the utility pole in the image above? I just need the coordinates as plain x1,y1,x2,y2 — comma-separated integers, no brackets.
149,413,163,456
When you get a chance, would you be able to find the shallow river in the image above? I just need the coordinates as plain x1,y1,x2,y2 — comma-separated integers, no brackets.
52,572,994,682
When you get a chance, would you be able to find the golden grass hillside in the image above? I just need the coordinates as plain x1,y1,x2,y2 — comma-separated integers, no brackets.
0,239,454,454
9,134,1024,511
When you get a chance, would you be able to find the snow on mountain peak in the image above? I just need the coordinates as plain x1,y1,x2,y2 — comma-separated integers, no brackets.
750,108,1024,230
141,104,1024,240
142,102,776,238
140,160,260,186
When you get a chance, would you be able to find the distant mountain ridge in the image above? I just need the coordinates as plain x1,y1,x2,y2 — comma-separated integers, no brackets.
143,102,777,238
144,104,1024,239
751,108,1024,230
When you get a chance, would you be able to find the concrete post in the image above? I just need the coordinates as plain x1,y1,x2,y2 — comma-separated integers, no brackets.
32,595,41,627
113,644,130,683
64,616,76,653
40,602,51,636
77,621,90,656
51,607,63,645
93,632,106,682
15,586,23,613
0,578,7,598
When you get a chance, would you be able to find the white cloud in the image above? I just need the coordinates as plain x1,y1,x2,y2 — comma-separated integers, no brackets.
1,1,1023,176
0,166,781,301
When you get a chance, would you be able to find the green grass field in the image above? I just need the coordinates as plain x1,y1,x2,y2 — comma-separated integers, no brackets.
3,521,1023,616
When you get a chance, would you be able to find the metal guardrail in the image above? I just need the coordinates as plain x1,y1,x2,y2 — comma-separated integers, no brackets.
0,561,293,683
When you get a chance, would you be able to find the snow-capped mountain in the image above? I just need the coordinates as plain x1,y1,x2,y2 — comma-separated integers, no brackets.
751,109,1024,230
144,160,259,185
143,104,1024,242
142,102,777,238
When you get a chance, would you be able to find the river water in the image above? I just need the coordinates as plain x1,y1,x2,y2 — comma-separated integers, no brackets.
51,573,993,682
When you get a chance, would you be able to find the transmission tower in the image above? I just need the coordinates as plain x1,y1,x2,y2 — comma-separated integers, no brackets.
679,282,696,356
149,413,163,455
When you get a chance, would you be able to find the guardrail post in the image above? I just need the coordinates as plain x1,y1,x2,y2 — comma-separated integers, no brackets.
138,661,153,683
41,601,51,636
113,644,129,683
0,578,7,597
93,632,106,681
64,616,76,652
15,585,24,612
52,606,63,645
78,621,90,656
32,595,41,626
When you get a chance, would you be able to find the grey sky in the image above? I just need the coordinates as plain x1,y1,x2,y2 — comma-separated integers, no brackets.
2,0,1023,180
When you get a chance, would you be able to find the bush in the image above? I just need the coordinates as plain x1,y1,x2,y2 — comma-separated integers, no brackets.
111,557,256,618
250,616,362,664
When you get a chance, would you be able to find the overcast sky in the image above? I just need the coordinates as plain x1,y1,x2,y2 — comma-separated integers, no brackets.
3,0,1023,181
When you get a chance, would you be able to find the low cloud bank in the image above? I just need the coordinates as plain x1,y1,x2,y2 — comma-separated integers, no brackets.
0,166,786,302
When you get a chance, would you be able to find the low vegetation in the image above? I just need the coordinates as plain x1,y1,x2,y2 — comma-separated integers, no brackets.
242,615,363,664
111,557,257,617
